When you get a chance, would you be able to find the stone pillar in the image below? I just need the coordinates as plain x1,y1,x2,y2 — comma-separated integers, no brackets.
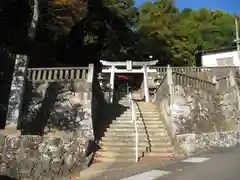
109,65,115,103
6,54,29,130
166,65,175,137
167,64,173,109
143,65,149,102
229,70,236,87
86,63,94,140
229,70,240,111
212,76,218,90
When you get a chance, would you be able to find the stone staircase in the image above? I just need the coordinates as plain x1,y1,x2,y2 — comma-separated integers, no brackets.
95,98,180,163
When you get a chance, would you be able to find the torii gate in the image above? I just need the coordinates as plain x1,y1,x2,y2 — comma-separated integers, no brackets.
100,60,158,103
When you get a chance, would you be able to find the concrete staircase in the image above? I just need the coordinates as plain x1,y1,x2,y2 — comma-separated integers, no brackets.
95,98,180,163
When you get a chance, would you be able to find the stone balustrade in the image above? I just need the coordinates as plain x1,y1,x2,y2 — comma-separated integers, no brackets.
172,72,216,92
153,66,238,74
27,67,88,82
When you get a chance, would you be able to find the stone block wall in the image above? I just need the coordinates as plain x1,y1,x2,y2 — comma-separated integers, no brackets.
217,75,240,126
176,131,240,155
1,65,97,179
168,85,228,134
153,70,232,136
0,134,90,179
155,84,229,136
20,80,94,138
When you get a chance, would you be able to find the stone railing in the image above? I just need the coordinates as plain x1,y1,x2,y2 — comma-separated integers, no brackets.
172,72,216,92
153,66,238,74
27,67,88,82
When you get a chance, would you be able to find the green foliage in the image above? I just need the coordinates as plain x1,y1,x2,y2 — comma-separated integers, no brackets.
137,1,237,66
0,0,239,66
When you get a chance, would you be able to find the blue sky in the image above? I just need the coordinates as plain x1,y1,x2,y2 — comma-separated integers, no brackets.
135,0,240,14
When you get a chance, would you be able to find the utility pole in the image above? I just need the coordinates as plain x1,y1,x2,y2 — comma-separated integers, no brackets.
235,17,240,67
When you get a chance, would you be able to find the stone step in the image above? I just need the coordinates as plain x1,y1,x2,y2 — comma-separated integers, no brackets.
100,140,172,147
106,127,166,132
149,147,175,153
99,146,174,153
123,110,159,114
119,115,161,119
145,152,182,158
95,151,145,158
110,120,164,125
109,123,165,128
133,106,158,112
117,103,131,106
122,113,160,117
118,100,131,103
101,136,171,142
137,105,156,108
104,131,168,137
94,156,139,163
96,151,177,159
99,146,148,152
113,119,163,123
115,116,160,120
137,102,156,104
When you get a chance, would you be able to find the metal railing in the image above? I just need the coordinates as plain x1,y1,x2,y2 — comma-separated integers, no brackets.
128,91,138,162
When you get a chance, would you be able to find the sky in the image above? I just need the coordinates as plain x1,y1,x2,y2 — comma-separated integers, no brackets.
135,0,240,14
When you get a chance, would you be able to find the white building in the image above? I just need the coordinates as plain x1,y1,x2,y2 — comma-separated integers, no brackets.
199,47,239,67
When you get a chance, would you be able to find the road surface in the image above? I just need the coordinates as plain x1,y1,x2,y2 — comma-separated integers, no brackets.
80,147,240,180
122,148,240,180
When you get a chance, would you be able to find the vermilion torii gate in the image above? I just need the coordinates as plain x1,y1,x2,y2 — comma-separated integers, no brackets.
100,60,158,103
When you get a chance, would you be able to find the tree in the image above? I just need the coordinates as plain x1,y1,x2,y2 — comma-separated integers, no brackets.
137,1,237,66
0,0,238,67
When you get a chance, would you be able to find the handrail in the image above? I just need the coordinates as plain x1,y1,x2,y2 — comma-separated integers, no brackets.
128,92,138,162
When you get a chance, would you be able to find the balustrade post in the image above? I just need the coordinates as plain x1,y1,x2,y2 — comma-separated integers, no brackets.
143,65,150,102
109,66,115,103
6,55,29,132
167,64,173,112
212,76,218,90
229,70,240,111
229,70,236,87
87,64,94,102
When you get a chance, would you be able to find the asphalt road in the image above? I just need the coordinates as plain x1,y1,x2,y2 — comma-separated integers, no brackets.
156,148,240,180
81,147,240,180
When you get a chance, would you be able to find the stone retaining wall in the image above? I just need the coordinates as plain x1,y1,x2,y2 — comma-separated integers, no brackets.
177,131,240,155
0,134,90,180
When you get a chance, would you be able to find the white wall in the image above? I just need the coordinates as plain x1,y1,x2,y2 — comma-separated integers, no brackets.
202,50,239,67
